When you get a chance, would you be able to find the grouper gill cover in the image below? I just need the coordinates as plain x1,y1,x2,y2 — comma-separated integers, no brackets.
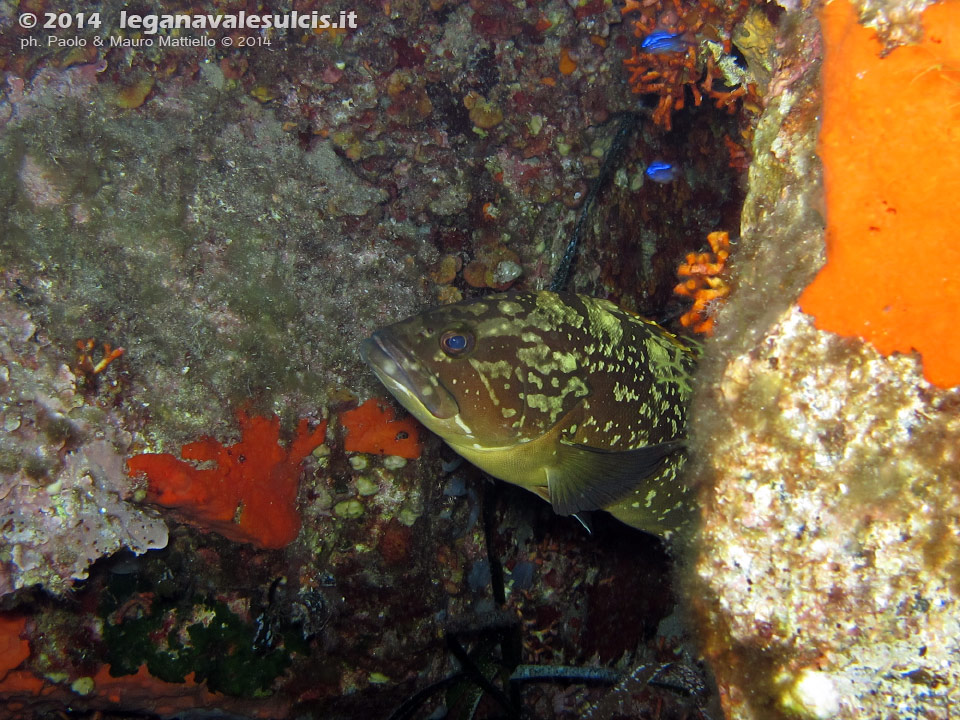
361,290,697,535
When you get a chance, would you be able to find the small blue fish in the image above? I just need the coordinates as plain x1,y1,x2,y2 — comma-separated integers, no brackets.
645,161,681,184
640,31,691,54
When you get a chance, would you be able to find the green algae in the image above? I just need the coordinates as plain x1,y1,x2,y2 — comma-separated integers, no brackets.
100,569,298,697
334,499,364,518
356,475,379,496
0,82,430,448
188,601,294,697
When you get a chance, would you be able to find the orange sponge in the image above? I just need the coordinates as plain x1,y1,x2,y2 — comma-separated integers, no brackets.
798,0,960,388
342,398,422,459
0,615,29,682
128,412,326,549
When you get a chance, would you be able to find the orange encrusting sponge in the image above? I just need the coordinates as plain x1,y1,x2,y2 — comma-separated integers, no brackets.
342,398,423,459
0,615,29,683
128,412,327,550
798,0,960,388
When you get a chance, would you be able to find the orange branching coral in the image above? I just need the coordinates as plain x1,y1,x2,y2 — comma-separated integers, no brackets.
622,0,752,130
624,43,699,130
127,412,327,549
74,338,124,377
722,132,750,171
342,398,423,459
674,230,731,334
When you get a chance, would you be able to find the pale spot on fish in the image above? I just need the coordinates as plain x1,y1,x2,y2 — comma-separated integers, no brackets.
554,352,578,373
498,300,523,316
454,416,475,436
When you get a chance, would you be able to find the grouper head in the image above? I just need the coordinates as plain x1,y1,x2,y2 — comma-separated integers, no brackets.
360,293,546,450
361,290,698,536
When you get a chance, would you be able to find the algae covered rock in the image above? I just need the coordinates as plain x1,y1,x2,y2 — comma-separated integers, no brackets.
685,3,960,718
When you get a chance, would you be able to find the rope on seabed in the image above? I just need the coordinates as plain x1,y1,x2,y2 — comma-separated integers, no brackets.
549,112,640,294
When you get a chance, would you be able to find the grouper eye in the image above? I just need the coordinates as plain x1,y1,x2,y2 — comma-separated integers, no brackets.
439,329,475,357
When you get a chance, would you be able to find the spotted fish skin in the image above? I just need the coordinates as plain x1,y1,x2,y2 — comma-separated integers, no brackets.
360,291,698,536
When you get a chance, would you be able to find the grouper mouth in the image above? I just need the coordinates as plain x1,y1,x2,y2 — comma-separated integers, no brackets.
360,332,460,420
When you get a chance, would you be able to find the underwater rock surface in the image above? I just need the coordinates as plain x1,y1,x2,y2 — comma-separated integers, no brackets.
692,306,960,719
0,292,168,597
9,0,952,716
0,0,751,712
687,1,960,718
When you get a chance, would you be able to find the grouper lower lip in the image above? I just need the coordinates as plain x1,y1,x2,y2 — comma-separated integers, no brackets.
360,332,459,420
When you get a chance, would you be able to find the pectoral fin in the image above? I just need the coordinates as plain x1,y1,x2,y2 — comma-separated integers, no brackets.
547,439,685,516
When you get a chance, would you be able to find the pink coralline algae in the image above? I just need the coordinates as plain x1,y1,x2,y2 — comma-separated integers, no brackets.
0,290,168,598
